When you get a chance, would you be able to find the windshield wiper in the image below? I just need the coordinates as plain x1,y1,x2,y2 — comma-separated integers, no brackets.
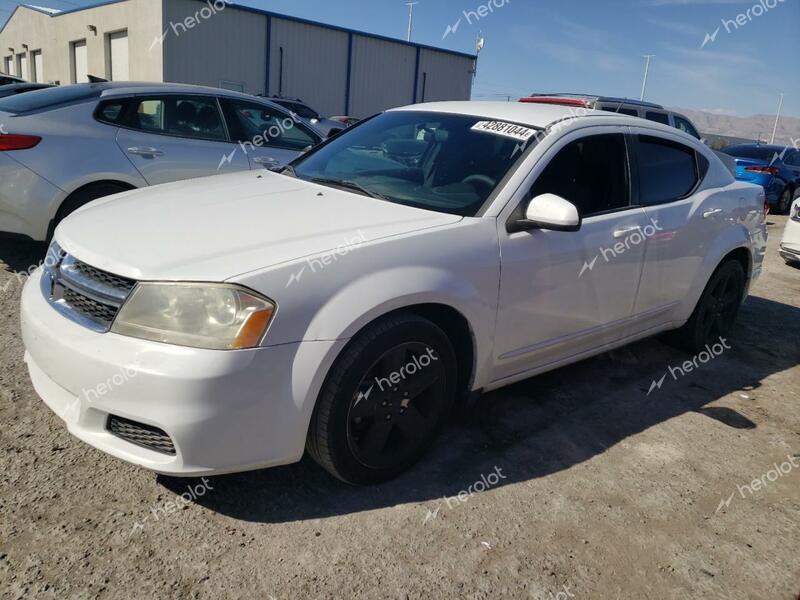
309,177,389,201
279,165,297,178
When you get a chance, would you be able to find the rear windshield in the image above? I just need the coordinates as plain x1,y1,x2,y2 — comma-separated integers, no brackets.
721,146,775,160
0,85,102,114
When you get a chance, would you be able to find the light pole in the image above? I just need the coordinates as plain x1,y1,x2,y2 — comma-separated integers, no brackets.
770,93,784,144
406,2,418,42
640,55,655,101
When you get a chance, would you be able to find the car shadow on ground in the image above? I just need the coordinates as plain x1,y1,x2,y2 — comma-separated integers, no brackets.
0,237,47,274
160,294,800,524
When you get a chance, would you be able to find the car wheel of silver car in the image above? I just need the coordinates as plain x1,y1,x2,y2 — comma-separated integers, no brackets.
47,182,133,243
672,260,745,354
306,312,457,485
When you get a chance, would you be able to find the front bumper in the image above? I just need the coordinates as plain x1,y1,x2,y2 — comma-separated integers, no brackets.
21,268,345,476
779,243,800,263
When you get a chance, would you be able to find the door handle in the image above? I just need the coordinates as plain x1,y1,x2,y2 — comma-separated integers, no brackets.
253,156,281,167
703,209,723,219
613,226,642,239
127,146,164,157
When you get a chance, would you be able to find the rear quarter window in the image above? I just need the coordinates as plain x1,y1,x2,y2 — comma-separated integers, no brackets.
636,135,701,205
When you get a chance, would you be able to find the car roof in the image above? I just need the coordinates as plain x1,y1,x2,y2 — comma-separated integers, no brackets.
392,101,641,128
92,81,264,101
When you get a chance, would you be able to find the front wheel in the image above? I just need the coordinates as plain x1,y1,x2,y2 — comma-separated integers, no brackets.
670,260,745,353
306,313,457,485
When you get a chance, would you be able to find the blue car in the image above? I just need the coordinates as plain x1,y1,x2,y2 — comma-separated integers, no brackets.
721,144,800,214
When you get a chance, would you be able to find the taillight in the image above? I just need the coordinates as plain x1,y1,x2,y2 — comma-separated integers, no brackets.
745,166,779,175
0,134,41,151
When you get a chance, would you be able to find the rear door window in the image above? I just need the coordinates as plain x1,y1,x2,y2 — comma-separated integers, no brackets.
124,96,227,141
635,135,699,205
645,111,670,125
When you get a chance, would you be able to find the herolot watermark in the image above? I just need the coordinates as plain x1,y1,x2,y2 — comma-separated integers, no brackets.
0,252,62,294
285,230,369,288
716,454,799,514
443,0,511,39
423,466,507,524
648,337,731,395
150,0,230,50
701,0,786,48
217,113,304,170
80,366,139,403
375,347,438,392
129,478,215,537
580,218,664,278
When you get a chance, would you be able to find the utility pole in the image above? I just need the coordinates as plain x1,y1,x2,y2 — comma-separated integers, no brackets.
406,2,418,42
770,93,784,144
640,55,655,101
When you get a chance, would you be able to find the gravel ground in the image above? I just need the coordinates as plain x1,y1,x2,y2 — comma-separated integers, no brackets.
1,217,798,600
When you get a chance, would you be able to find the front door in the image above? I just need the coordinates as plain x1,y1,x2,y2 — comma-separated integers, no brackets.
493,130,651,383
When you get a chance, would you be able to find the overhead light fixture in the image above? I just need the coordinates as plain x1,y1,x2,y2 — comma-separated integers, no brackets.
87,25,97,35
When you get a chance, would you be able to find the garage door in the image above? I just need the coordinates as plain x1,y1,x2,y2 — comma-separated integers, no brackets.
109,31,129,81
32,51,43,83
72,40,88,83
18,54,27,80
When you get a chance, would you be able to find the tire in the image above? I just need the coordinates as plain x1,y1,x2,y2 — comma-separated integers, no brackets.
306,312,457,485
777,187,793,215
46,182,132,243
670,260,746,354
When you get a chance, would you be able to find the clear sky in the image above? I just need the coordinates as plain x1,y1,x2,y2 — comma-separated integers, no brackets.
2,0,798,118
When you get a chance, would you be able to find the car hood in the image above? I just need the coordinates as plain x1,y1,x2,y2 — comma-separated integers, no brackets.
56,170,462,281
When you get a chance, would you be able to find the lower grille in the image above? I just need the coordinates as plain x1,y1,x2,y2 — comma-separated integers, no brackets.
107,415,176,455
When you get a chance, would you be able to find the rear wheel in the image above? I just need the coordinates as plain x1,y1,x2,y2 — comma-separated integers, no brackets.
777,187,793,214
46,182,132,243
670,260,745,353
306,313,457,485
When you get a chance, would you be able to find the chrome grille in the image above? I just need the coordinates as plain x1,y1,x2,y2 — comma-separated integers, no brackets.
43,245,136,332
107,415,176,455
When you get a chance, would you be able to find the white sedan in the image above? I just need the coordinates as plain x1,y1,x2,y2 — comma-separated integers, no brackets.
21,102,767,484
779,192,800,265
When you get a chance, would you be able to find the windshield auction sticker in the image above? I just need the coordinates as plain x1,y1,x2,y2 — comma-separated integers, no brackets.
471,121,537,142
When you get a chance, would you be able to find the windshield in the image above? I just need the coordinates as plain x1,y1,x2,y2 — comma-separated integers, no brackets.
0,84,103,114
291,111,540,216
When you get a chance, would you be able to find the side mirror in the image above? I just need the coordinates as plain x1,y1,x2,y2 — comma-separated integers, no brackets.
514,193,581,232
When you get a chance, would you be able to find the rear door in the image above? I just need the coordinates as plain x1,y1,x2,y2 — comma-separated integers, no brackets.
115,94,248,185
630,130,722,320
220,98,321,170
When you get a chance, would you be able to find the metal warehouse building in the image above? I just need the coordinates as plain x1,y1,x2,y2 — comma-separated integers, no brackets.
0,0,476,118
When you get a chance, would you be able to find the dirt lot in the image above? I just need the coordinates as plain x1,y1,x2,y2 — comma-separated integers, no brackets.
1,217,798,600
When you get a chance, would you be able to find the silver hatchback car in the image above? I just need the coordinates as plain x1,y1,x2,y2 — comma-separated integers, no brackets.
0,82,325,241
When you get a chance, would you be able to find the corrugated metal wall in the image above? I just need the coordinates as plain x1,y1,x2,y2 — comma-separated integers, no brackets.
348,35,417,118
268,18,349,117
161,1,474,119
162,0,266,95
416,50,475,104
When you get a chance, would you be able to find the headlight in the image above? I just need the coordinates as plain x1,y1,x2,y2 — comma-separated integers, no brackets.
111,283,275,350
